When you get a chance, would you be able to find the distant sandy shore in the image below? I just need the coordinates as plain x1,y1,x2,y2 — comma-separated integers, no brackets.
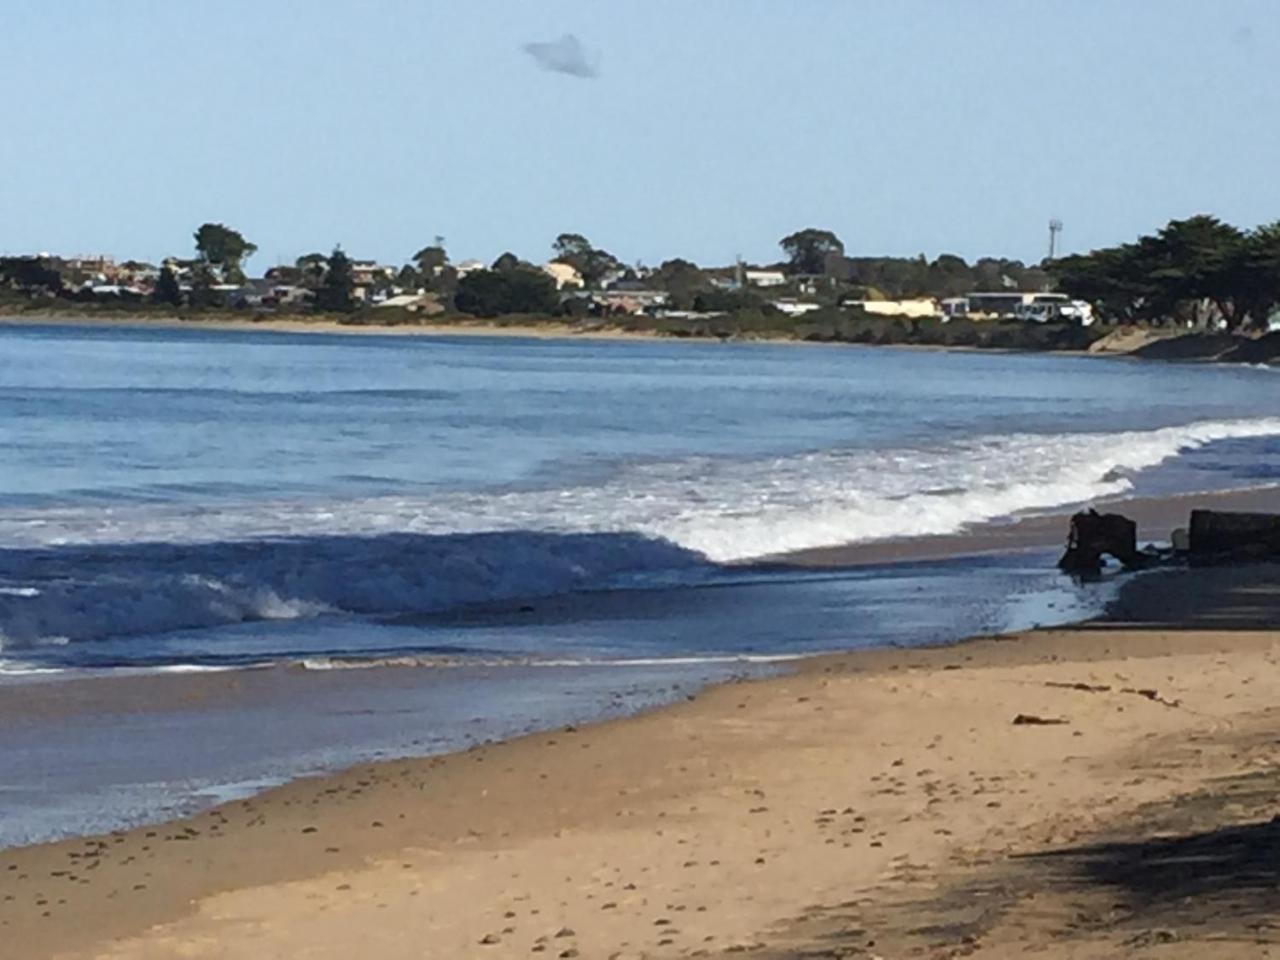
6,558,1280,959
0,311,1100,355
0,312,709,344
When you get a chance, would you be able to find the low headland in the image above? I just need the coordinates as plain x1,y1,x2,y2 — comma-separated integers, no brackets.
6,502,1280,958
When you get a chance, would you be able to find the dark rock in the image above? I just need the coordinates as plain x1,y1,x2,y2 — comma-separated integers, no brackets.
1058,510,1143,575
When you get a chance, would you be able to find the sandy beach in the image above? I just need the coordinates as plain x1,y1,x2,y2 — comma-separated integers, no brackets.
0,311,1108,356
3,561,1279,959
0,312,690,344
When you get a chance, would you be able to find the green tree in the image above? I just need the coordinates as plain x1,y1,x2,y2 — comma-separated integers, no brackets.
0,257,63,294
1052,215,1268,328
295,253,328,288
426,264,460,300
552,233,621,287
492,251,522,273
193,223,257,283
455,267,558,317
1149,215,1245,325
396,264,422,289
413,243,448,274
315,248,355,313
651,258,710,310
1222,221,1280,329
780,228,844,276
152,265,183,306
187,263,223,309
1054,243,1154,323
926,254,975,297
692,288,769,313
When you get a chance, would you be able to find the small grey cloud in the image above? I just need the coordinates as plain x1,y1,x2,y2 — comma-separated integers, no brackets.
1232,24,1254,44
522,34,599,79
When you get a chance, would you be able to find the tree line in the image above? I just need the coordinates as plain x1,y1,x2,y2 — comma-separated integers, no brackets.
4,217,1280,329
1051,215,1280,330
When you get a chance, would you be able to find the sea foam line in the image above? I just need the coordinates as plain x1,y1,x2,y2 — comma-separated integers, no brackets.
0,416,1276,650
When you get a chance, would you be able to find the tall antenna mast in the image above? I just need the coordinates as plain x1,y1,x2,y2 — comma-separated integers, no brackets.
1048,218,1063,261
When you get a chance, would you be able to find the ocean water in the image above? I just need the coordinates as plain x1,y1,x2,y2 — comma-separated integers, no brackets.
4,321,1280,844
3,321,1280,672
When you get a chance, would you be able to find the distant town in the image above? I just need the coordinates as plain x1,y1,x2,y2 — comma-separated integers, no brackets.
2,216,1278,342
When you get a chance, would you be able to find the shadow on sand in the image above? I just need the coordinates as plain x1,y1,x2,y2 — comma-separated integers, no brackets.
751,767,1280,958
1023,769,1280,937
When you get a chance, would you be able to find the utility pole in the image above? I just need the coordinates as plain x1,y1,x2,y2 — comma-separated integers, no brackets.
1048,218,1063,261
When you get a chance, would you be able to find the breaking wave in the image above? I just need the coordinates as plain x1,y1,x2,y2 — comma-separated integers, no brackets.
659,417,1280,559
0,417,1277,649
0,532,707,648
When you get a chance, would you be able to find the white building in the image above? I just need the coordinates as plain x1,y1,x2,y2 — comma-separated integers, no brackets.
745,269,788,288
542,262,585,289
846,298,940,319
772,299,822,317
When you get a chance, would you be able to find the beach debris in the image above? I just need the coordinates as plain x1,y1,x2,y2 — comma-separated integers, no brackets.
1045,681,1111,693
1123,928,1179,947
1060,507,1280,575
1012,714,1069,726
1121,687,1181,708
1189,509,1280,560
1044,681,1180,708
1058,510,1144,575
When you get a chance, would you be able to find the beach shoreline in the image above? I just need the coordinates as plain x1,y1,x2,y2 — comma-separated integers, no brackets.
0,310,1100,355
5,560,1280,958
0,310,680,344
8,310,1277,369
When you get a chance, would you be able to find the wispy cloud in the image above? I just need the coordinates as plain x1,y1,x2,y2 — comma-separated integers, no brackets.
522,34,600,79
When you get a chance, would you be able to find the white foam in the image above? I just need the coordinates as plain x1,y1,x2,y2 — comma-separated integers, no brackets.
296,653,799,671
0,659,62,676
652,418,1280,560
529,654,804,667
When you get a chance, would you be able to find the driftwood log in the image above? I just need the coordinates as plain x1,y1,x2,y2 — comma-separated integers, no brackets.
1189,510,1280,560
1058,509,1143,575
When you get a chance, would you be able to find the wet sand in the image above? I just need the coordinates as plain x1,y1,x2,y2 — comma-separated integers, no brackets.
5,563,1280,958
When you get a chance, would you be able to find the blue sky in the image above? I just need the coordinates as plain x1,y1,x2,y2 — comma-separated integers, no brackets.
2,1,1277,271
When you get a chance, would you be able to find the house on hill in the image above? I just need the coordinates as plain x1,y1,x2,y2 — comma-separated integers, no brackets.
542,262,585,289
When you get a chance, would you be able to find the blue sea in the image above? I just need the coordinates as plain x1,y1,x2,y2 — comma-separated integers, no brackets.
2,321,1279,844
4,321,1280,672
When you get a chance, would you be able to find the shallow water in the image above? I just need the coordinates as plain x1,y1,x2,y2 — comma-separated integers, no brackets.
0,548,1106,847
